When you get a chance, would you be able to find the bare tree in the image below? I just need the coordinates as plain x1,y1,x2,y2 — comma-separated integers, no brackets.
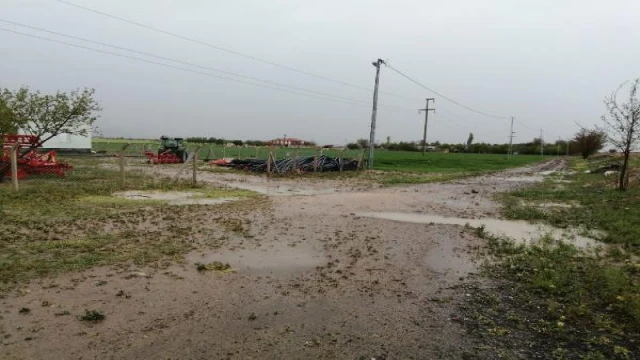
1,87,101,146
600,78,640,191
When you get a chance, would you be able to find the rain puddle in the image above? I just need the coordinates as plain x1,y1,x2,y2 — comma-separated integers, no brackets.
357,212,603,250
115,191,239,206
424,240,476,280
214,182,341,196
186,242,323,274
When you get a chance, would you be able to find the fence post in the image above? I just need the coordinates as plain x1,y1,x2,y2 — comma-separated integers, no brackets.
10,143,19,192
313,148,318,173
266,149,272,176
357,150,365,170
192,146,199,186
339,149,344,172
223,146,227,159
255,146,258,158
119,143,130,189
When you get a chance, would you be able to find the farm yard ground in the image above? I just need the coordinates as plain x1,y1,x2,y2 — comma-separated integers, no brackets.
1,156,639,359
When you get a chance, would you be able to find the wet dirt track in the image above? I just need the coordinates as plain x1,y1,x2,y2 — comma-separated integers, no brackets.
1,160,567,359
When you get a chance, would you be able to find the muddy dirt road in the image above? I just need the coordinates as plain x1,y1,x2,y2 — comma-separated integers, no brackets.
2,160,567,359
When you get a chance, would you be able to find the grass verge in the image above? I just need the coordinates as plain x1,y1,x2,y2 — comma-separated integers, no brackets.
461,157,640,359
0,157,264,286
460,235,640,360
499,158,640,248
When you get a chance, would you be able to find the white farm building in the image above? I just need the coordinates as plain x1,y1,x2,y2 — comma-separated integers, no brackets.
18,127,92,153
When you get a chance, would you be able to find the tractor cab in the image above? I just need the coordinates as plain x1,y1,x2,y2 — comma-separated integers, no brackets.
159,136,185,151
150,136,189,163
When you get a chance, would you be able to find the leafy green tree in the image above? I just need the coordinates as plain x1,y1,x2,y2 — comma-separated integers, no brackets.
356,138,369,149
466,133,474,150
1,87,101,145
573,128,605,159
0,90,20,140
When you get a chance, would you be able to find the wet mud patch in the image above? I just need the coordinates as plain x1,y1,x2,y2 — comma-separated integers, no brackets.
358,212,604,250
112,190,241,205
186,240,324,275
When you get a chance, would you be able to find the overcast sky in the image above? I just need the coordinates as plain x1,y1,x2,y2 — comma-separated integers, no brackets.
2,0,639,145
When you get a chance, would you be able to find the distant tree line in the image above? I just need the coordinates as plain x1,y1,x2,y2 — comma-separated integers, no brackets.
184,137,317,147
345,131,607,157
184,137,270,146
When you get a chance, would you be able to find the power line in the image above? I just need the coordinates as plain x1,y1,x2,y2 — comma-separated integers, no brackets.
0,27,397,114
514,118,539,132
52,0,421,102
384,63,510,121
1,19,417,111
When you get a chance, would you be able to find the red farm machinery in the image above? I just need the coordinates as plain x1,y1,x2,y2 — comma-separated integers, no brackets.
1,134,73,179
144,136,189,164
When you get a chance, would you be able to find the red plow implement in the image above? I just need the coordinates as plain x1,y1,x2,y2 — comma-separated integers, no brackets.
144,150,183,164
1,135,73,179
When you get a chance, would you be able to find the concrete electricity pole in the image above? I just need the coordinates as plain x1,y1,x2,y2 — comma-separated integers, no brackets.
368,59,385,169
508,116,515,157
419,98,435,155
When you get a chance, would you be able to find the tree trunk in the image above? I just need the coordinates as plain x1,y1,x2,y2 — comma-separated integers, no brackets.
619,150,630,191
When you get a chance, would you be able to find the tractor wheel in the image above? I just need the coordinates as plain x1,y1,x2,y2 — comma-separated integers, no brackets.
181,151,189,163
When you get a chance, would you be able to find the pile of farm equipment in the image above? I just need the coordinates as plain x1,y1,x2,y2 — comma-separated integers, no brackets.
144,136,189,164
1,134,73,179
216,155,360,173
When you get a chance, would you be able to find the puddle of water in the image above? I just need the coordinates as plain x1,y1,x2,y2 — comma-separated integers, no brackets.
210,181,341,196
115,191,239,206
219,183,340,196
424,240,476,279
357,212,603,250
532,202,578,209
186,242,323,274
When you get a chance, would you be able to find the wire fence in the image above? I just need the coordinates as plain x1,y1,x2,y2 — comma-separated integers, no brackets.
1,143,366,194
92,141,362,161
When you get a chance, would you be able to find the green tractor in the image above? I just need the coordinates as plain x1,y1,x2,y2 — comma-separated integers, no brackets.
145,136,189,164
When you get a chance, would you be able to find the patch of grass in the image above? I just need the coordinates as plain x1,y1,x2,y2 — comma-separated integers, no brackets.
79,309,105,322
195,261,233,272
79,196,165,205
373,152,543,173
500,161,640,248
192,188,257,199
461,236,640,359
0,157,266,286
0,235,189,283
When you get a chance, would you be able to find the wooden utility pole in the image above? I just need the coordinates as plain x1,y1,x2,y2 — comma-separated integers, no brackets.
508,116,516,157
368,58,385,169
419,98,435,155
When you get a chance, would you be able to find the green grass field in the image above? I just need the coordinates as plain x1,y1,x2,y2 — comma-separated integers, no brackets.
93,138,544,174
